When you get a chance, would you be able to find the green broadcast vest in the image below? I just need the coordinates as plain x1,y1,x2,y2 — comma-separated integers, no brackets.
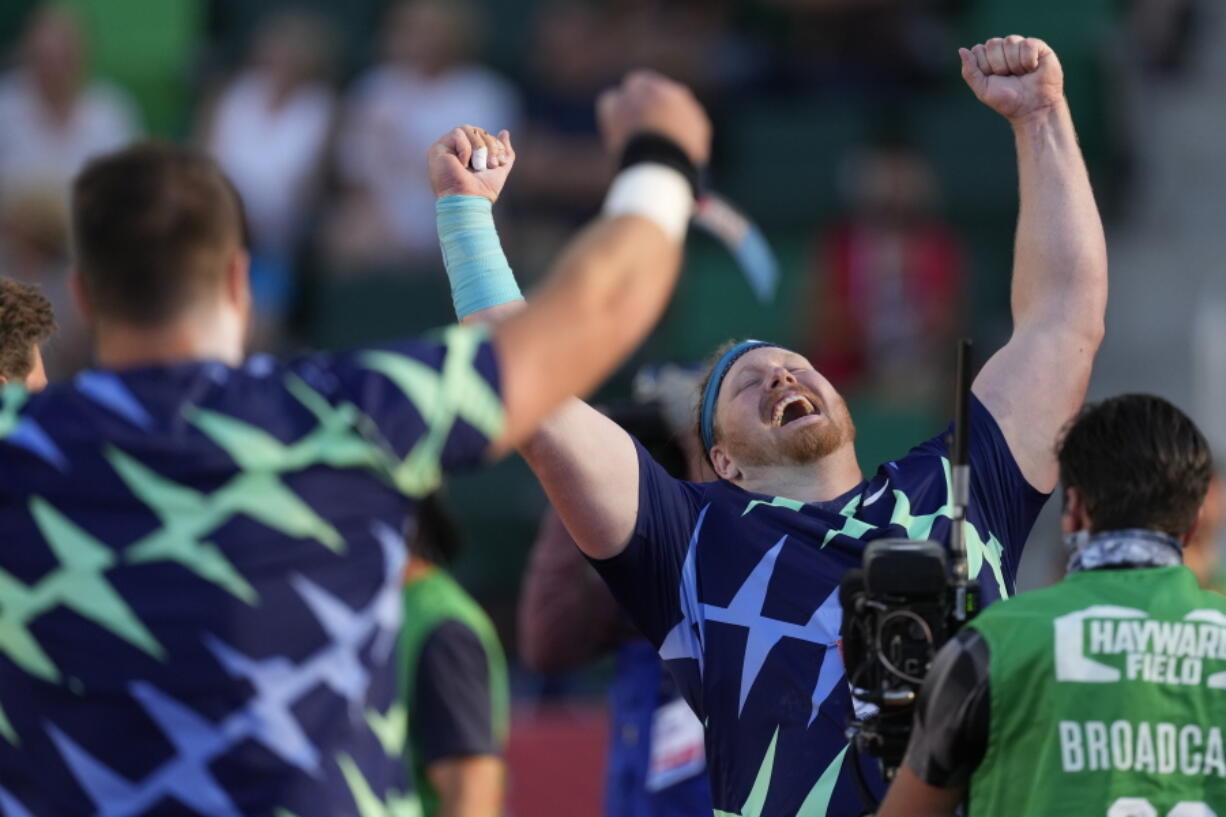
967,565,1226,817
399,567,510,817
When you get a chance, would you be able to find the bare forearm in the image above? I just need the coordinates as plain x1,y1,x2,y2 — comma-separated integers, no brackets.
428,757,505,817
1011,102,1107,336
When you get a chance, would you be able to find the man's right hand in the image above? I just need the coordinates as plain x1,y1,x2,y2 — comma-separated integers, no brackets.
597,70,712,167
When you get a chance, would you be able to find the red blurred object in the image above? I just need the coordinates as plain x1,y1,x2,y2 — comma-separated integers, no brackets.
505,703,609,817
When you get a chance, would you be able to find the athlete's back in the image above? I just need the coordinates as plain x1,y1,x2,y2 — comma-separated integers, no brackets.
0,330,500,817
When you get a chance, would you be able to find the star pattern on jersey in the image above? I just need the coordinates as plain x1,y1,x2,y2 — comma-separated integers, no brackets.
887,457,1008,599
0,786,37,817
104,375,383,603
0,498,164,687
48,681,246,817
365,702,407,757
45,522,406,817
660,507,710,673
0,388,66,469
358,325,503,498
821,493,878,547
75,372,154,429
336,754,420,817
702,537,842,715
742,496,803,517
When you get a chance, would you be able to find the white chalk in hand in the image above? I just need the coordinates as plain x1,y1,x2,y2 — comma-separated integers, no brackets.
471,146,489,172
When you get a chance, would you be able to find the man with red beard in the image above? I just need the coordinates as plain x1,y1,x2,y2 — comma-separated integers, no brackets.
444,38,1106,816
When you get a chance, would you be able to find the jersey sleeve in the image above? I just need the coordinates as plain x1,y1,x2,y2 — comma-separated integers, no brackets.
587,439,704,648
412,619,500,764
965,395,1050,567
303,324,503,495
909,395,1050,579
904,628,992,788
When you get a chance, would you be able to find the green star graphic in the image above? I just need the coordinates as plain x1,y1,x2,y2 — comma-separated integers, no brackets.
365,702,407,757
742,496,804,517
106,375,389,602
0,387,29,438
0,703,16,745
822,493,879,547
358,325,504,499
0,498,164,688
337,754,422,817
887,457,1008,599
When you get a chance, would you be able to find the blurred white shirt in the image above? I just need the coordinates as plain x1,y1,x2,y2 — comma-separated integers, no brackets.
0,71,139,207
209,73,335,254
338,64,520,255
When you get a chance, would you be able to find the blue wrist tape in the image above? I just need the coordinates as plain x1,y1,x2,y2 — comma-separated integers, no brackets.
436,196,523,319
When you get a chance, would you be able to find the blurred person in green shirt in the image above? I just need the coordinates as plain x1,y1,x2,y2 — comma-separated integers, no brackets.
401,495,508,817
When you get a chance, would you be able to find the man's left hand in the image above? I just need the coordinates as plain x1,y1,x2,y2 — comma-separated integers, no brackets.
959,36,1064,124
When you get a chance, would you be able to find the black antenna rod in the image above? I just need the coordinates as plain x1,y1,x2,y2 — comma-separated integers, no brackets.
952,339,972,468
950,339,973,619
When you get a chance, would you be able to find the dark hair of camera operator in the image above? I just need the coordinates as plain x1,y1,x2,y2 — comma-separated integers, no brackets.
878,394,1218,817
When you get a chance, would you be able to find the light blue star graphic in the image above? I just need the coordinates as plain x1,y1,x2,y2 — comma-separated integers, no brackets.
0,786,37,817
4,417,66,469
700,537,839,715
804,590,845,727
0,389,64,469
46,521,407,815
75,372,153,429
48,681,245,817
659,506,710,674
206,522,404,771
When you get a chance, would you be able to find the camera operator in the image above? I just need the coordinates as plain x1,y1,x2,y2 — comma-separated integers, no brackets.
879,394,1225,817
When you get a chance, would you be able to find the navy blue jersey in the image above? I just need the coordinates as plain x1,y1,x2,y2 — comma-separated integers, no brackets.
0,325,501,817
591,396,1047,816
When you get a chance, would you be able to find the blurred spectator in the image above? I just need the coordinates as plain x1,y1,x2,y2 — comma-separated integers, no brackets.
203,8,337,343
1128,0,1199,74
0,3,139,376
806,142,964,407
519,367,714,817
402,495,508,817
0,4,139,214
328,0,520,271
607,0,755,97
761,0,954,96
506,1,616,270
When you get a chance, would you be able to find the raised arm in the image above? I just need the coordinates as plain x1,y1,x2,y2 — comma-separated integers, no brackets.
430,73,711,559
963,37,1108,493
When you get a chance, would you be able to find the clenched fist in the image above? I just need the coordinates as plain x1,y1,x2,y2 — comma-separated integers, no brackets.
960,36,1064,123
597,70,711,166
428,125,516,202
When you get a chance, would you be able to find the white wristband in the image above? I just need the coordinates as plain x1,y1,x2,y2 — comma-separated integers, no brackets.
602,163,694,241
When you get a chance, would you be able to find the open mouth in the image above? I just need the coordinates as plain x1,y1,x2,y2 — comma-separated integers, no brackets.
771,393,820,427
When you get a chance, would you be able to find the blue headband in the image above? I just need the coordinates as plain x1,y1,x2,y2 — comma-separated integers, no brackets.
700,340,780,452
